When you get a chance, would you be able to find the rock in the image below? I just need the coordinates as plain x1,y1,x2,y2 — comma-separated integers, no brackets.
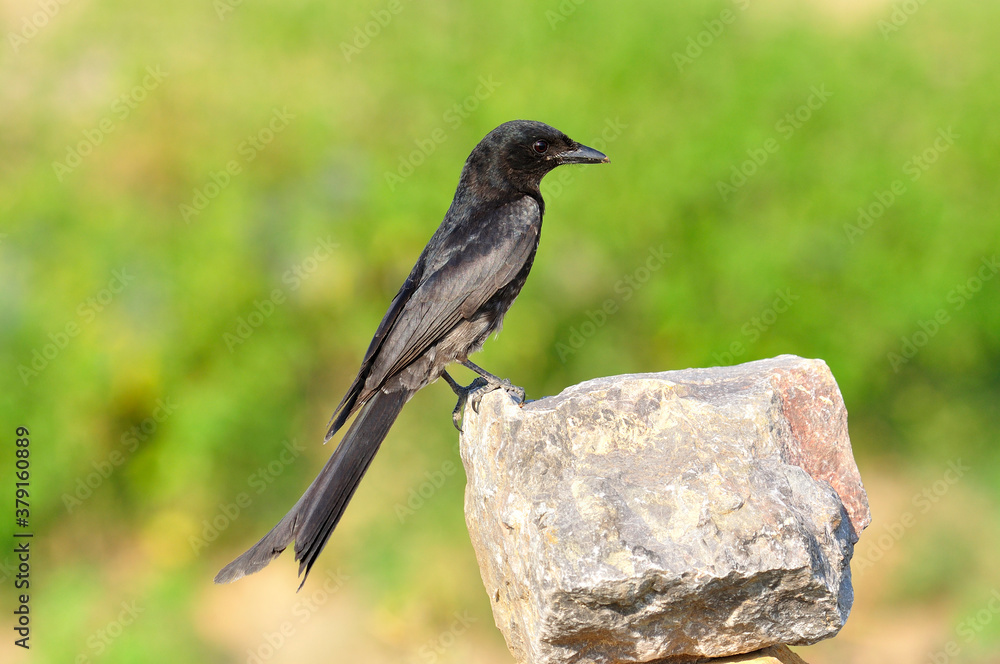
711,645,810,663
460,355,868,664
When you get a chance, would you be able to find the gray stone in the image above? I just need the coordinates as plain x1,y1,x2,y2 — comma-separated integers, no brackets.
459,355,869,664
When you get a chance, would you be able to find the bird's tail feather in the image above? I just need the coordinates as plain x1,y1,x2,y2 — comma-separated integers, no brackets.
214,388,411,587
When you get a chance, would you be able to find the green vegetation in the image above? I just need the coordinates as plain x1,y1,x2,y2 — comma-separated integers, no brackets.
2,0,998,661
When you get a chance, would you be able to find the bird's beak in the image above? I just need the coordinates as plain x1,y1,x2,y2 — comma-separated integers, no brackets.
557,143,610,164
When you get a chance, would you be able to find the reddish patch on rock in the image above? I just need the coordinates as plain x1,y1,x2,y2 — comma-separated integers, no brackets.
769,360,871,535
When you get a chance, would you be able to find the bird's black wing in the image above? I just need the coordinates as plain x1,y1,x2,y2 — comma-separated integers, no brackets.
325,262,424,438
363,195,540,389
326,196,539,436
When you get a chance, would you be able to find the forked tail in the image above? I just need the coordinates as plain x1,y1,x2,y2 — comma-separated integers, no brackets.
214,388,411,587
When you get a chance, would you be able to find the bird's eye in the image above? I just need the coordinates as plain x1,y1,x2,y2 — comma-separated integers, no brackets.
532,140,549,154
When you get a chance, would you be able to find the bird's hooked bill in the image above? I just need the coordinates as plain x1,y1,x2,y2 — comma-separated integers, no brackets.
558,144,610,164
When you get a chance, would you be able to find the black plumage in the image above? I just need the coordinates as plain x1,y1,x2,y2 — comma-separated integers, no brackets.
215,120,608,587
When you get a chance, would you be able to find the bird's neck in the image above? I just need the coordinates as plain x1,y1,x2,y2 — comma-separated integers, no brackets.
459,154,542,201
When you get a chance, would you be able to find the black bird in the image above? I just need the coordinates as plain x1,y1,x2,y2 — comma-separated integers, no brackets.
215,120,609,587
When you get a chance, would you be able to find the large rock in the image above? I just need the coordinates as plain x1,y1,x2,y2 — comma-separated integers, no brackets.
460,355,869,664
714,645,810,664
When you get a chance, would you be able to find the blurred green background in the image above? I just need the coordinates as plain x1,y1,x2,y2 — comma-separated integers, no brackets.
2,0,999,662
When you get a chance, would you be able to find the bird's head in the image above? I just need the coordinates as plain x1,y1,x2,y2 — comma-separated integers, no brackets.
464,120,609,195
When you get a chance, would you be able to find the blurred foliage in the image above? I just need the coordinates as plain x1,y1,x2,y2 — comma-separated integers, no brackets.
1,0,999,662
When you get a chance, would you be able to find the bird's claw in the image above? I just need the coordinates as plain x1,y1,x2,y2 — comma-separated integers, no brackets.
465,377,492,415
501,382,525,406
451,376,524,431
449,377,478,431
469,377,525,413
450,378,487,432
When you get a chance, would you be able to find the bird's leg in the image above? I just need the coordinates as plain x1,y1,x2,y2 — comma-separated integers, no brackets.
441,370,488,432
442,363,526,433
460,360,526,409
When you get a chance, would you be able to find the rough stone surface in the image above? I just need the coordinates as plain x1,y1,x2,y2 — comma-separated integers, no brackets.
713,645,810,664
460,355,868,664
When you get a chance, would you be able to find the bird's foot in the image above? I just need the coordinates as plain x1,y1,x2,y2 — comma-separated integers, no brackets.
444,369,526,432
466,375,525,414
460,359,526,409
451,377,488,432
